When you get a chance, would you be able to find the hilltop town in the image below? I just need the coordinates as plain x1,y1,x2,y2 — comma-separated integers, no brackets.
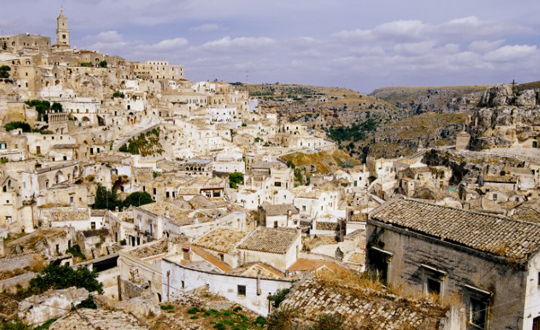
1,9,540,330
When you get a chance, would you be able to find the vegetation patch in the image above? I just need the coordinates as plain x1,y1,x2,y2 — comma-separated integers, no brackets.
119,128,163,156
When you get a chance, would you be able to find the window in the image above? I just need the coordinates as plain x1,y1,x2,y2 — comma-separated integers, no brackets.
6,216,12,224
274,181,282,187
426,278,441,296
469,297,488,329
219,253,224,261
237,285,246,297
91,222,96,230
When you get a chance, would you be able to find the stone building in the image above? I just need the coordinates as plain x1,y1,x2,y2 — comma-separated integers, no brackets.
367,198,540,330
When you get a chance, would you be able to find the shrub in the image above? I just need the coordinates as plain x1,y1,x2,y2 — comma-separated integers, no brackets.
80,62,93,67
253,316,266,326
51,102,63,112
99,60,107,68
268,288,290,308
229,172,244,189
161,304,175,311
28,264,103,296
267,306,296,330
1,320,30,330
112,91,125,99
187,307,199,314
311,314,344,330
66,245,85,260
122,191,153,209
0,65,11,79
4,121,31,132
77,295,97,309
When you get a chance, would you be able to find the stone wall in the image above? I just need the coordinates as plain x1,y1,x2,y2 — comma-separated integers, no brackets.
367,220,528,330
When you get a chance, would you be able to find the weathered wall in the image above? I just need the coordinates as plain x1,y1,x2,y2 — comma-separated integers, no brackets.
162,259,292,316
367,221,527,330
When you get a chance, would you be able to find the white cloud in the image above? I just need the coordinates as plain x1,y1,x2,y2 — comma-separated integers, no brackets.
190,23,221,32
94,31,123,43
197,36,276,51
484,45,539,62
468,40,505,53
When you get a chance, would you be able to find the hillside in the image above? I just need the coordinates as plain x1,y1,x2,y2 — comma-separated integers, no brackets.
370,85,488,114
238,83,402,129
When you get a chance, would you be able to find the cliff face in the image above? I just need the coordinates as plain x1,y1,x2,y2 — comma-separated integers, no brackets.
370,85,486,114
469,84,540,150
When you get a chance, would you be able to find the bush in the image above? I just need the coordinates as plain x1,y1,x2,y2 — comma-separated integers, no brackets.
4,121,31,132
99,60,107,68
161,304,175,311
0,65,11,79
229,172,244,189
253,316,266,326
311,314,344,330
80,62,93,67
187,307,199,314
51,102,63,112
25,100,50,120
28,264,103,296
267,306,296,330
77,295,97,309
122,191,153,209
268,288,290,308
66,245,85,260
1,320,30,330
112,91,125,99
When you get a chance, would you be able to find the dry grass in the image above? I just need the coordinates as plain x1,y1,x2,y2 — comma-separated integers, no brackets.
281,150,359,174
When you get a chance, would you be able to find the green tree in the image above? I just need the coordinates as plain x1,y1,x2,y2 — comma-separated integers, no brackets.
99,60,107,68
4,121,31,132
93,183,121,211
28,264,103,296
25,100,51,120
51,102,63,113
229,172,244,189
80,62,93,67
112,91,125,99
0,65,11,79
123,191,154,209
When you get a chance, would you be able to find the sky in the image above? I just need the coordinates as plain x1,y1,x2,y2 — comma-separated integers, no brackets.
1,0,540,93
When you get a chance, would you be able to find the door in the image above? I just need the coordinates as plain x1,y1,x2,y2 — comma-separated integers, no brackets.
533,317,540,330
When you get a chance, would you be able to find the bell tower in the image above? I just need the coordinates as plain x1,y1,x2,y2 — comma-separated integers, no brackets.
55,8,70,49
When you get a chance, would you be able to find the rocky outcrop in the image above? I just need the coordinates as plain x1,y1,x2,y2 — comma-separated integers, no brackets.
479,84,539,108
371,86,486,114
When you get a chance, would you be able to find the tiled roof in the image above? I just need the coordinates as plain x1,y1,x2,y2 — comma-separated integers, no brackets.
263,203,298,216
238,227,299,254
49,309,149,330
193,227,246,253
49,210,88,221
370,198,540,261
283,278,448,330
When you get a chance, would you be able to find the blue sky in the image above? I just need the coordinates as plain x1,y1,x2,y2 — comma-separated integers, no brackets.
2,0,540,92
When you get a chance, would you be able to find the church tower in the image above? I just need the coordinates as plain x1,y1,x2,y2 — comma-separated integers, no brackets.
55,8,70,49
